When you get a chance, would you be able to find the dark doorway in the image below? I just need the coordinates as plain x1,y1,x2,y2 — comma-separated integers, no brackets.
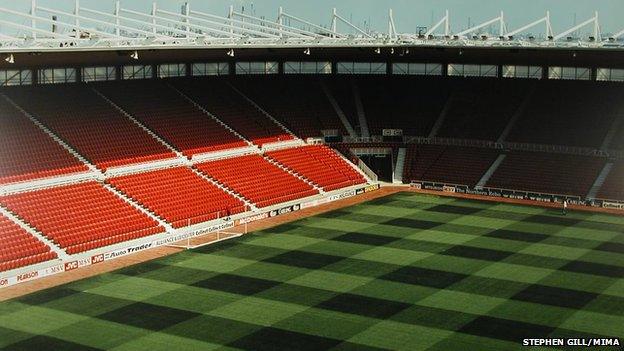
359,154,393,182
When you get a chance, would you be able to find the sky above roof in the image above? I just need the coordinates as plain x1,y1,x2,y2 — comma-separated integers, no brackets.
3,0,623,36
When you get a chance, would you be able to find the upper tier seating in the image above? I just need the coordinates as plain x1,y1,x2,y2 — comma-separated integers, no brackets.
323,77,360,133
4,85,175,171
487,152,605,196
233,76,346,138
403,145,499,186
108,167,246,228
266,145,366,191
435,78,531,141
96,81,247,158
506,80,623,148
597,162,624,200
195,154,318,208
0,182,164,254
357,76,450,136
171,78,294,146
0,214,57,272
608,123,624,150
0,97,88,184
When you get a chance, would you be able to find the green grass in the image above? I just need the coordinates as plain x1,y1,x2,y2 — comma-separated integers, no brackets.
1,192,623,350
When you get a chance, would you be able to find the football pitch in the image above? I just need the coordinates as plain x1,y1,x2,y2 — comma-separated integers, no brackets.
1,192,623,351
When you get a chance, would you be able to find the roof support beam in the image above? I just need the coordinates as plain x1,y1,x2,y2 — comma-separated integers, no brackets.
425,10,449,36
456,13,504,37
388,9,397,39
1,6,122,40
36,5,166,39
277,9,344,38
331,8,372,38
553,12,600,41
157,8,245,38
228,9,319,38
506,12,553,38
0,19,73,39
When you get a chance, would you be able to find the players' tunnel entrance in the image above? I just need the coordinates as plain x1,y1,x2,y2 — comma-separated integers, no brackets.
350,147,395,182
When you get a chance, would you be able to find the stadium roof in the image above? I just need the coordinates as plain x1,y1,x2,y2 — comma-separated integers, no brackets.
0,1,623,53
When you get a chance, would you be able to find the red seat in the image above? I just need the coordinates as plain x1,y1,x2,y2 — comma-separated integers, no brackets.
0,213,58,272
0,181,164,254
195,154,318,208
108,167,246,227
266,145,366,191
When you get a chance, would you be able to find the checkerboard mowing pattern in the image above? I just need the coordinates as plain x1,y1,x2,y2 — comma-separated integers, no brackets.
1,192,623,351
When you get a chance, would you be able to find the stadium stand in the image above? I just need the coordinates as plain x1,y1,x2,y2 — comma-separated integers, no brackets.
506,81,622,148
4,85,176,171
108,167,247,228
323,77,360,132
171,78,295,146
486,151,606,196
195,154,318,208
357,76,450,136
435,78,532,140
608,123,624,150
597,162,624,200
266,145,366,191
232,76,346,138
0,213,57,272
0,97,88,184
0,182,164,254
96,80,248,158
403,144,499,186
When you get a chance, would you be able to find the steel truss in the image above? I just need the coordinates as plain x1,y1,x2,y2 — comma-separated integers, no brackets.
0,1,621,53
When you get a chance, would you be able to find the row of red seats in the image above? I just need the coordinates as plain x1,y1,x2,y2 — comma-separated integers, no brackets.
403,145,499,186
0,214,58,272
96,81,248,158
266,145,366,191
4,85,176,171
508,80,624,148
195,154,318,208
487,151,606,196
0,252,57,273
355,76,449,136
598,163,624,200
171,78,295,146
108,167,246,229
0,98,88,184
0,182,164,254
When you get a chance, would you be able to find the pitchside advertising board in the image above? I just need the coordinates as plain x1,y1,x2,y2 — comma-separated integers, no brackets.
410,181,624,209
0,220,236,289
0,183,380,289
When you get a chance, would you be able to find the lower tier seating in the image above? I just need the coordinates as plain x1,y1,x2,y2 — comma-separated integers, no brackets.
108,167,246,228
487,152,605,197
0,182,164,254
0,98,88,184
597,162,624,201
195,154,318,208
266,145,366,191
403,145,499,186
0,214,57,272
